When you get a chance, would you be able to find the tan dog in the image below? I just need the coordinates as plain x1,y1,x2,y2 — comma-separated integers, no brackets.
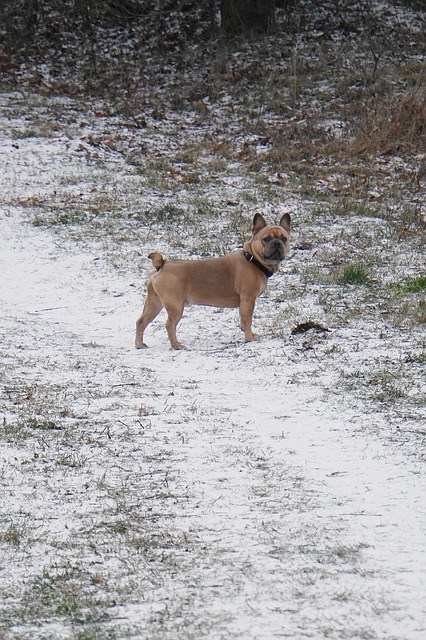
135,213,291,349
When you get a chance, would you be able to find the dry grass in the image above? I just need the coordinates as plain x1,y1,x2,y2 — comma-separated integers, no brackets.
348,88,426,157
262,87,426,173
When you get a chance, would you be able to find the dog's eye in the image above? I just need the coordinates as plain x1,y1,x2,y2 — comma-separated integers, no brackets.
263,236,271,243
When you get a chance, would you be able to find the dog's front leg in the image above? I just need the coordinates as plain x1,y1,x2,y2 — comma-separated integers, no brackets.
239,296,259,342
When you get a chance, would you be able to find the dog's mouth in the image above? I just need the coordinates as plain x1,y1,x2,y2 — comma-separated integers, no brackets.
263,240,286,263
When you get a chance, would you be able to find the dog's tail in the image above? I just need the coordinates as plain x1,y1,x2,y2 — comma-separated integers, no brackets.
148,251,166,271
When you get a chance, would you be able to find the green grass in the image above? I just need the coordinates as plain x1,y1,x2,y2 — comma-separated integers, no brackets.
345,369,407,404
148,203,189,224
394,275,426,294
16,564,111,628
33,209,89,227
340,263,369,285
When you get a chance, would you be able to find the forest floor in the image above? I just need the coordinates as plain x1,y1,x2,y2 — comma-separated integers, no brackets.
0,1,425,639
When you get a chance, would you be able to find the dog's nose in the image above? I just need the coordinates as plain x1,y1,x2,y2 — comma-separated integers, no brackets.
265,239,285,261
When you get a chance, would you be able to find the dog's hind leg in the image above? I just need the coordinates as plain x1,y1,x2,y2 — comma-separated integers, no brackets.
135,283,163,348
164,302,186,350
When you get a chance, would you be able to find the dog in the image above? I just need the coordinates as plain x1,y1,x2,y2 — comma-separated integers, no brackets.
135,212,291,349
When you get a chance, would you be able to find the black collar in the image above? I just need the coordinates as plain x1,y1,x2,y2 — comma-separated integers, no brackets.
243,251,273,278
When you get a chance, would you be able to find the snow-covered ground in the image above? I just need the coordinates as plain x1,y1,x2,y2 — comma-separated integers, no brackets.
0,89,425,640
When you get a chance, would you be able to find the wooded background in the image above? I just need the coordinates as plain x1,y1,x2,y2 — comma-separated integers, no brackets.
1,0,424,170
1,0,423,50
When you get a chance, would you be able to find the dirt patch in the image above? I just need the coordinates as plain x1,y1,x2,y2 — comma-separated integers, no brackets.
291,321,329,334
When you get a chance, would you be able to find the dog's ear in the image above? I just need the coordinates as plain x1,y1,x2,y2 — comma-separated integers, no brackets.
279,213,291,234
252,213,267,236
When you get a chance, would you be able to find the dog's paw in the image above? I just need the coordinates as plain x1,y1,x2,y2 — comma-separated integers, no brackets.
245,333,260,342
135,342,149,349
171,343,188,351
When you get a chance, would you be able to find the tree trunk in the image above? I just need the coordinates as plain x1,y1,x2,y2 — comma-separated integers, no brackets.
220,0,276,35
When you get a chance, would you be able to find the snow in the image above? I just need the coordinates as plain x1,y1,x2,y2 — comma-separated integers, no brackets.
0,89,425,640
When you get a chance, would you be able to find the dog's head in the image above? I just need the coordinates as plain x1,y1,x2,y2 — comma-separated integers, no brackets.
248,213,291,269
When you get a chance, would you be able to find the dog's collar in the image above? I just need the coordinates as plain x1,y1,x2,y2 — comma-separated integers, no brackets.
243,251,273,278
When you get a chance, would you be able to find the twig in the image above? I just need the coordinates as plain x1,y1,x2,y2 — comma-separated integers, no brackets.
110,383,139,388
28,307,64,314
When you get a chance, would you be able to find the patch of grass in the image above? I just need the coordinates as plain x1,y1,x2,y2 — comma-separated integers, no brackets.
27,418,62,431
405,351,426,365
136,157,174,189
75,629,123,640
138,404,157,417
394,275,426,294
207,155,228,172
56,452,88,468
418,300,426,323
1,419,33,442
345,369,407,404
11,123,61,140
398,204,425,231
340,263,370,285
150,203,189,224
256,79,425,209
374,380,407,403
187,194,216,218
12,129,39,139
31,192,128,227
0,522,27,547
352,203,381,218
348,88,426,157
173,149,197,164
240,191,258,203
390,277,426,323
19,565,107,626
33,208,89,227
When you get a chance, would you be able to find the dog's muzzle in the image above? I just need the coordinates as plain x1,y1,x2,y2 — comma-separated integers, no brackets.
264,239,286,262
